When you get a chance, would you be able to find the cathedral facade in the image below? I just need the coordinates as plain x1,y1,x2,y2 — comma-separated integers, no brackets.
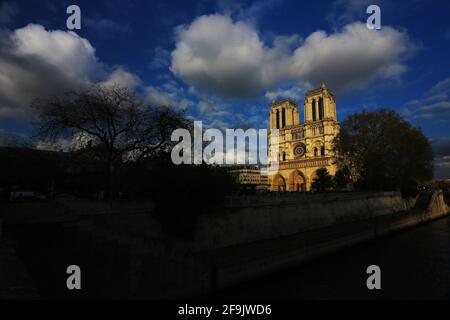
268,84,340,192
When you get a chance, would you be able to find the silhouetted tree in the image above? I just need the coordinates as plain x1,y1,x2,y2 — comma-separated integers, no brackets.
312,167,334,192
333,109,433,192
127,151,238,238
334,166,352,190
32,85,190,194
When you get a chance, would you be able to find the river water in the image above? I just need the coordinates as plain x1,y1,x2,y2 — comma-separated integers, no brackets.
216,216,450,300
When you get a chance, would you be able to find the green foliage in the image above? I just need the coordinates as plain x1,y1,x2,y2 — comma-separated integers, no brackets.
334,109,433,192
334,166,352,189
312,167,334,192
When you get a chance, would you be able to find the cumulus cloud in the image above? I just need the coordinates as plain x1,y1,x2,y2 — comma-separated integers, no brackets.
145,83,194,110
0,24,104,120
11,24,103,81
0,24,141,120
265,82,312,101
100,67,141,89
171,15,269,98
197,100,230,118
146,86,173,107
290,23,412,92
171,14,415,99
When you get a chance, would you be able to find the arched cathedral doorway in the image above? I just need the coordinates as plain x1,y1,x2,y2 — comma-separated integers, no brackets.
289,170,306,192
272,174,286,192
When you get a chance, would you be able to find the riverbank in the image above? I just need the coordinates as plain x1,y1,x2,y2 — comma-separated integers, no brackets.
0,191,448,299
192,191,449,294
211,214,450,299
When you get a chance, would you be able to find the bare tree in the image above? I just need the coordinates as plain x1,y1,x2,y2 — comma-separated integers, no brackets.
32,85,190,189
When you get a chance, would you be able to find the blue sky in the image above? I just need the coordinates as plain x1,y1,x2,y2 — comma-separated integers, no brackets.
0,0,450,177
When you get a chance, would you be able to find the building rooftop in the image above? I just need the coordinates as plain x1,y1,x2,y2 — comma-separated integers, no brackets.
306,83,335,97
270,98,298,108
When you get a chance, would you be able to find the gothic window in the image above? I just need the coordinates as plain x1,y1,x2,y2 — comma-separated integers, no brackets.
282,152,286,161
312,99,317,121
282,108,286,128
319,97,324,120
321,146,325,156
314,147,318,157
276,110,280,129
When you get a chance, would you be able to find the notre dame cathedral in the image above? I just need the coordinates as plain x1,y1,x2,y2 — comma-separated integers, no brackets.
268,83,340,192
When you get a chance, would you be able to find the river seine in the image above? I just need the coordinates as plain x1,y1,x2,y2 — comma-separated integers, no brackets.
216,216,450,299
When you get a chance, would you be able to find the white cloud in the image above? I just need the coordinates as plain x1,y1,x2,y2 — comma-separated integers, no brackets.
145,84,194,110
146,86,173,107
265,82,312,101
0,24,101,120
100,67,141,89
290,23,413,92
11,24,103,81
171,14,268,98
171,14,415,99
197,100,230,119
0,24,141,120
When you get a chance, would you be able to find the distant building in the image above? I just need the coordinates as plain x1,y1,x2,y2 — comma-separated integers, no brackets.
229,166,270,193
419,180,450,192
268,83,340,191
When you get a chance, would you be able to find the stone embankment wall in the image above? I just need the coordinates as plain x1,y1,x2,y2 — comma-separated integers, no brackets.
194,192,417,250
193,191,448,291
1,191,448,299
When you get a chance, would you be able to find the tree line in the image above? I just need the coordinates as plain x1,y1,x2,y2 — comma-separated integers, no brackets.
0,85,435,234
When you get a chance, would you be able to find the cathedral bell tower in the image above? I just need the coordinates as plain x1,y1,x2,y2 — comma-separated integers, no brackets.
304,83,337,122
267,83,340,192
269,99,300,130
